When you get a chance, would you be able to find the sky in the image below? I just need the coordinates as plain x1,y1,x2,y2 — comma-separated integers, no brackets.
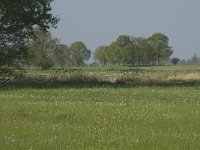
50,0,200,60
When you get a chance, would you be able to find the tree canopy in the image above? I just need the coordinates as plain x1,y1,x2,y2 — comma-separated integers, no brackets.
28,27,57,69
0,0,59,80
171,58,180,65
148,33,173,65
94,46,107,65
94,33,173,66
70,41,91,66
27,28,91,69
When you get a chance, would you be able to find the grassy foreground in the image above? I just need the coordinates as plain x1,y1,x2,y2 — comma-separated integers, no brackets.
1,84,200,150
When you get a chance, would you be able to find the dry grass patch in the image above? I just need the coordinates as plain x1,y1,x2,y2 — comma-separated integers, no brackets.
167,73,200,82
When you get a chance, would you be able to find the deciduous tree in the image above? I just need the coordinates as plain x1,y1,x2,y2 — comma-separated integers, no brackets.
106,35,132,65
94,45,107,65
70,41,91,66
148,33,173,65
53,44,71,67
0,0,59,80
171,58,180,65
131,37,147,66
28,27,56,69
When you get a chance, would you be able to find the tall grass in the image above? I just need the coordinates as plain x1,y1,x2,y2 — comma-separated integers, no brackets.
1,85,200,149
1,66,200,149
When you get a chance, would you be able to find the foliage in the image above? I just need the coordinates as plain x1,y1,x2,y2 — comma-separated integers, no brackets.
106,35,132,65
53,44,71,67
114,35,132,64
131,37,149,66
28,30,91,68
70,41,91,66
0,0,59,80
148,33,173,65
94,33,173,66
28,27,56,69
94,45,107,65
171,58,180,65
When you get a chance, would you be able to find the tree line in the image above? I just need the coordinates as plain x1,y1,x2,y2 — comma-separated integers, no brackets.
94,34,173,66
178,54,200,65
27,27,91,69
27,30,174,69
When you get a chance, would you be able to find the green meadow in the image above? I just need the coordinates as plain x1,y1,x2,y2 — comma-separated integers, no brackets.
1,66,200,150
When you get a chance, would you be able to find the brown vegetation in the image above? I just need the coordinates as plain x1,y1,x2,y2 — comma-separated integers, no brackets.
14,73,200,86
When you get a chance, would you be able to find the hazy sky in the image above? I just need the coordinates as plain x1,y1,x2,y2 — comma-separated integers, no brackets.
50,0,200,60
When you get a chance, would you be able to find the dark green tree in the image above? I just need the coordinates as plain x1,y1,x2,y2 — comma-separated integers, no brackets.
171,58,180,65
0,0,59,80
142,40,157,65
70,41,91,66
148,33,173,65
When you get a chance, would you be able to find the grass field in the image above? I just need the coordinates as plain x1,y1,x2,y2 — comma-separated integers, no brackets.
1,66,200,150
24,66,200,85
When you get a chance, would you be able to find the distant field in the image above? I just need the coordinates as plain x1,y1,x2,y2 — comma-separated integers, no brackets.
23,66,200,85
1,66,200,150
26,66,200,78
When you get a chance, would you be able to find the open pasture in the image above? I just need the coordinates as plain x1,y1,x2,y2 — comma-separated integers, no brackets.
1,66,200,149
